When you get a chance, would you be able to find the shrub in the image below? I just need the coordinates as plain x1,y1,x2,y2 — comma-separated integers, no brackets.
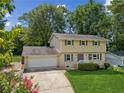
0,72,39,93
104,63,111,69
78,63,99,71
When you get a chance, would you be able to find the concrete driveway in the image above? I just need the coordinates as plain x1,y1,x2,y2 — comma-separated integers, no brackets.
23,70,74,93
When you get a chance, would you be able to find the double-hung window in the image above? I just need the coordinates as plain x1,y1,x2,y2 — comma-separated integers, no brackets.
93,54,99,60
88,54,92,60
88,54,102,60
80,41,87,46
64,54,73,62
65,40,74,46
93,41,100,46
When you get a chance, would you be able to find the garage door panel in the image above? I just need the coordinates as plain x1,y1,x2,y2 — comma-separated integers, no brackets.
28,56,57,68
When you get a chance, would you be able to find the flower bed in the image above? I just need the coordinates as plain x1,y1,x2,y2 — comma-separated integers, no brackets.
0,72,39,93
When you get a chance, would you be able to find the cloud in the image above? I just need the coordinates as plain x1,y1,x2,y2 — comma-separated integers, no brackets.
5,21,13,31
5,21,12,27
105,0,113,5
57,4,66,8
5,13,11,18
16,22,22,26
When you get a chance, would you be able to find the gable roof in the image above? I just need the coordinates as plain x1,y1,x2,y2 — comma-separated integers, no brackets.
22,46,58,56
50,33,106,41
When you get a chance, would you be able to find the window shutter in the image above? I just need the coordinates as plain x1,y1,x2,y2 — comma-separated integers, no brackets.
65,40,67,46
100,54,102,60
80,40,81,46
71,54,73,61
72,40,74,45
64,54,67,61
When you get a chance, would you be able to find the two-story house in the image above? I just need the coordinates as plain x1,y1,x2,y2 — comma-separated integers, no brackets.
22,33,107,70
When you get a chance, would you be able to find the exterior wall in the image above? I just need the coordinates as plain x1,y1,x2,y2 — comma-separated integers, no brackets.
24,55,58,69
50,36,106,53
58,53,105,69
24,56,28,69
50,36,61,51
121,57,124,65
61,40,106,53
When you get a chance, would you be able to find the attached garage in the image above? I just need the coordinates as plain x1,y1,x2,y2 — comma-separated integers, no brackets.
22,46,58,70
27,56,58,68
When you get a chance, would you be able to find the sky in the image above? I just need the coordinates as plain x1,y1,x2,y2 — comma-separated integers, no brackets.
5,0,109,31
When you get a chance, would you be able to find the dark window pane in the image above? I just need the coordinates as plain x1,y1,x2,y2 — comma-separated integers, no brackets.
78,54,84,61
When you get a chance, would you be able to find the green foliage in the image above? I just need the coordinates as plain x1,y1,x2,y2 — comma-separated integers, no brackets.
78,63,99,71
19,4,68,46
0,29,21,67
114,33,124,50
12,56,22,62
12,26,25,55
69,0,111,37
0,72,20,93
0,72,39,93
0,0,15,30
104,63,111,69
108,0,124,51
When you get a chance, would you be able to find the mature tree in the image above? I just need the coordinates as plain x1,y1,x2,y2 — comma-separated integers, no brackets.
113,33,124,51
0,0,16,67
108,0,124,50
69,0,111,37
0,0,15,29
0,29,20,67
12,26,25,55
19,4,68,46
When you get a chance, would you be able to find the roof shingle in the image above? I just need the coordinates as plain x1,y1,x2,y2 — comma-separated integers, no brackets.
53,33,106,41
22,46,58,56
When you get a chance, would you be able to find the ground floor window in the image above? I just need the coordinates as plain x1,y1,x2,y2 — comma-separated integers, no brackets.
64,54,73,62
88,53,102,60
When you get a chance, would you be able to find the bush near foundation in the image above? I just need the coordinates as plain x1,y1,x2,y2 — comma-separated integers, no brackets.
78,63,99,71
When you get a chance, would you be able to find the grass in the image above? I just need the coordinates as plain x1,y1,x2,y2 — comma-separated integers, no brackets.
12,56,21,62
65,70,124,93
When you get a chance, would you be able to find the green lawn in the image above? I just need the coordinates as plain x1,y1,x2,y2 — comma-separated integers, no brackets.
12,56,21,62
65,70,124,93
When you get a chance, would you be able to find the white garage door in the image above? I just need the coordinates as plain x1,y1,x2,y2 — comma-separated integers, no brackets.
27,56,58,68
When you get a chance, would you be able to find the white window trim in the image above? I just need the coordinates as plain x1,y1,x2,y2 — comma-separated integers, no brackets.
88,53,102,61
93,41,100,46
80,41,85,46
65,54,73,62
94,41,98,46
65,40,73,46
66,54,71,61
67,40,72,45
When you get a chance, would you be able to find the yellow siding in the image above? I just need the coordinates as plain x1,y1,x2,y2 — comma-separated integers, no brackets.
61,40,106,53
50,36,106,69
58,53,78,69
58,53,105,69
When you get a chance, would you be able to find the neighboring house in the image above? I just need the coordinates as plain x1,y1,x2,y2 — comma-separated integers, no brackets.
22,33,107,70
106,51,124,66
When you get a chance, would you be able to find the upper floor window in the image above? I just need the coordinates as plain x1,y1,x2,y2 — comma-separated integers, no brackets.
93,41,100,46
65,40,74,46
80,40,87,46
